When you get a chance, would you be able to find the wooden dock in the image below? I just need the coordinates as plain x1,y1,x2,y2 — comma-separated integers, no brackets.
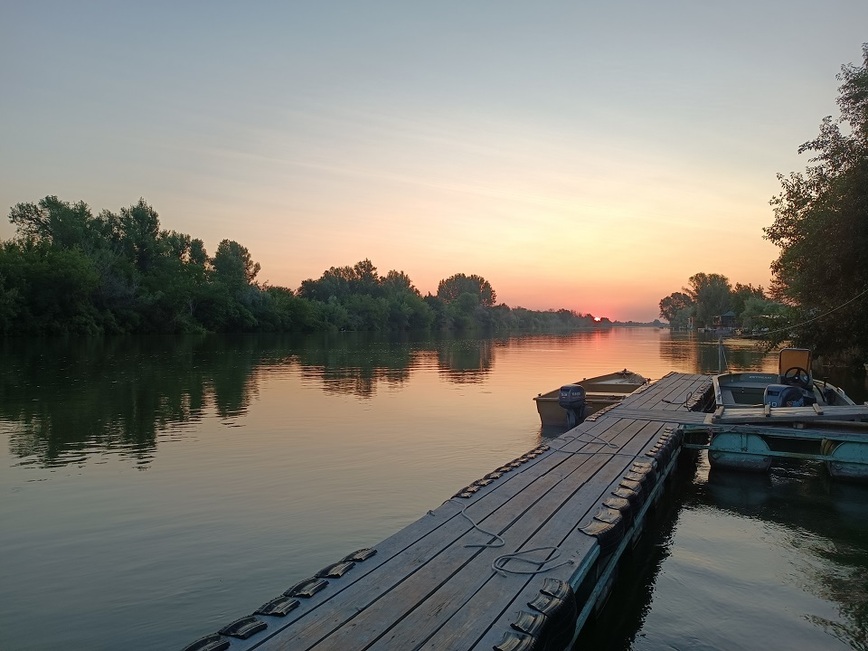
184,373,713,651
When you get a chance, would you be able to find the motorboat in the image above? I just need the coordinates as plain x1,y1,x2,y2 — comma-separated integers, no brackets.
534,369,648,427
713,347,854,409
707,348,868,479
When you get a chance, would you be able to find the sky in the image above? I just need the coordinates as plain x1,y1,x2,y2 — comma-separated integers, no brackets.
1,2,866,322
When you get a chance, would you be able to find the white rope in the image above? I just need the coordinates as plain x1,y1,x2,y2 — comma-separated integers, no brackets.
491,546,574,576
436,499,505,549
427,432,648,577
662,390,694,408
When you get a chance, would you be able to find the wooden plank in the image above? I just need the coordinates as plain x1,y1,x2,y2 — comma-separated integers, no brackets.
601,408,708,425
621,374,681,409
618,374,708,413
471,421,675,651
624,374,707,412
716,404,868,424
235,435,598,647
381,419,663,650
426,420,671,651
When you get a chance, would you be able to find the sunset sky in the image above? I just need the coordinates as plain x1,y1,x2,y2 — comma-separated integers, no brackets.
1,2,865,321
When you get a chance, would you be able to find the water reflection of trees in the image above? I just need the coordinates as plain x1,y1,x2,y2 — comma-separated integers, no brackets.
295,332,414,398
435,338,494,383
580,462,868,649
659,332,774,373
1,333,502,467
573,459,695,649
0,336,255,467
704,470,868,649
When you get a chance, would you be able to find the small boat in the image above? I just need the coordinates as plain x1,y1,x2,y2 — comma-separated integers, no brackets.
708,348,868,479
534,369,648,427
713,347,854,409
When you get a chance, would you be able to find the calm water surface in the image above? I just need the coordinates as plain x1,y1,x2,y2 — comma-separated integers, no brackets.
1,329,866,650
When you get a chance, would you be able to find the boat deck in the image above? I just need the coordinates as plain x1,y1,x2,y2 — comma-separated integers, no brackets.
185,373,712,651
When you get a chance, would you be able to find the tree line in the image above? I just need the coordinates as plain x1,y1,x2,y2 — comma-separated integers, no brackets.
0,197,602,336
658,273,783,332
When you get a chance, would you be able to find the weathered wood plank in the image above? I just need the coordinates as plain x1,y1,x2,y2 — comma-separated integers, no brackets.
374,419,662,650
423,420,671,651
622,373,706,411
472,423,677,650
713,404,868,424
603,408,708,425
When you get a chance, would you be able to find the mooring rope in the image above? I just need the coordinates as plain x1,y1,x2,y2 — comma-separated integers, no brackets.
548,432,636,459
558,431,619,449
491,546,574,576
425,430,641,577
433,499,505,549
662,390,694,408
430,501,575,576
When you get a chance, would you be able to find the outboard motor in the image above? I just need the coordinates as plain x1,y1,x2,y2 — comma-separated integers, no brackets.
763,384,815,408
558,383,586,427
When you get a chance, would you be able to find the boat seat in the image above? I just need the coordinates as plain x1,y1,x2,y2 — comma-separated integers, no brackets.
778,348,813,387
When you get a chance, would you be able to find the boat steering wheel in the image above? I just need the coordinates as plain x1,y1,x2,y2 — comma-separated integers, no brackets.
782,366,811,390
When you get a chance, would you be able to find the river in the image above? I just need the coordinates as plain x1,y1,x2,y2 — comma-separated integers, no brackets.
1,329,866,650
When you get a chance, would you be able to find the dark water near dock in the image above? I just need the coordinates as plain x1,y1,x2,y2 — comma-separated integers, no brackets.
1,329,866,650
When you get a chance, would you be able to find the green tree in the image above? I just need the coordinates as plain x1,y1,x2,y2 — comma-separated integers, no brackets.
659,291,694,327
381,269,418,295
352,259,381,296
212,240,261,291
113,198,161,274
9,196,100,251
298,260,383,302
436,273,496,307
0,242,101,334
740,295,786,331
764,44,868,360
730,283,766,322
683,273,732,328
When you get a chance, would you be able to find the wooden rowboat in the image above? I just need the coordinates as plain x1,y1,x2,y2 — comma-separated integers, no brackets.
533,369,648,427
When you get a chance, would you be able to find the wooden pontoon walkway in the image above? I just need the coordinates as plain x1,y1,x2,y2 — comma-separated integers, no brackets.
186,373,712,651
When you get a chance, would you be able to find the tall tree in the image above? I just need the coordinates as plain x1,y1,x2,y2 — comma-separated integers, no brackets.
730,283,766,321
212,239,260,290
683,273,732,328
764,44,868,359
117,199,161,274
381,269,419,295
436,273,496,307
9,196,99,251
659,291,693,325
